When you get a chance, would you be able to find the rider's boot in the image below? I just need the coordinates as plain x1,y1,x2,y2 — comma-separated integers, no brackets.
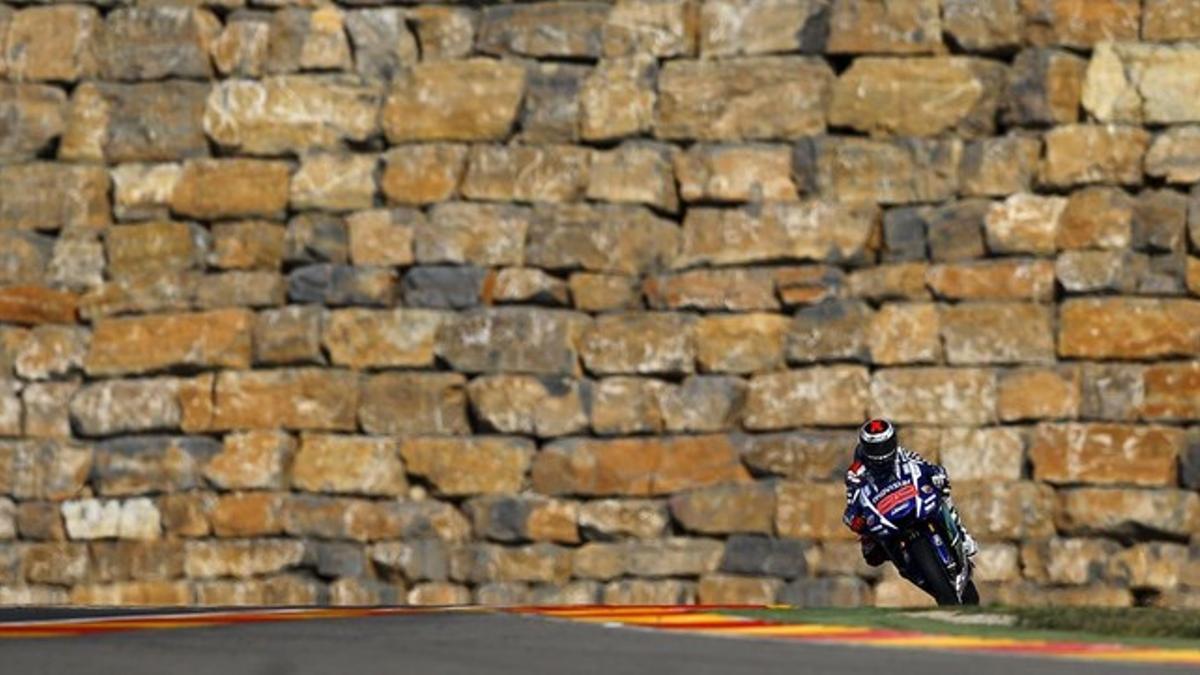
943,495,978,557
961,530,979,557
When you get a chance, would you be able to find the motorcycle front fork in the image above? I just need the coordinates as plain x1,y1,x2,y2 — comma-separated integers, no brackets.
884,506,969,587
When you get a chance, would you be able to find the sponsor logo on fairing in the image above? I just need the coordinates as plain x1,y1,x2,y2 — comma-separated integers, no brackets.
874,484,918,514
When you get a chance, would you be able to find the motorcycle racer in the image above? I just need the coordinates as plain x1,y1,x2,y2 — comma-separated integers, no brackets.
843,418,978,567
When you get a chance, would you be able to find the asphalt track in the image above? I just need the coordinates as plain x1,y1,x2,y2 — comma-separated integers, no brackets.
0,609,1193,675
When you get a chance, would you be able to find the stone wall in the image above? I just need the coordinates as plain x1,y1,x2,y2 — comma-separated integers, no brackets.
0,0,1198,608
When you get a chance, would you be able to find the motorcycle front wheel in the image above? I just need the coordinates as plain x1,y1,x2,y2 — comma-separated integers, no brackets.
907,536,964,606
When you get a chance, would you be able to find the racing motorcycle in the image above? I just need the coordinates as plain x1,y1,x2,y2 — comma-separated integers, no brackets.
844,458,979,606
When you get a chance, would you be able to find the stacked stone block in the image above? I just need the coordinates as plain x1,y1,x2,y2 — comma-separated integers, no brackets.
0,0,1199,608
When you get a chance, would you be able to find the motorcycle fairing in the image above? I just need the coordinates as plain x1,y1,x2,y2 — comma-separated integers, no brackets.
847,456,973,602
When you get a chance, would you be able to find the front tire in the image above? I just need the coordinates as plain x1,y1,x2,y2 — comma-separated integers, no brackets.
907,536,962,606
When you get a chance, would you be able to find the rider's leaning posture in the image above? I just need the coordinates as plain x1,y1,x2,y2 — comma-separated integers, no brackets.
842,419,978,566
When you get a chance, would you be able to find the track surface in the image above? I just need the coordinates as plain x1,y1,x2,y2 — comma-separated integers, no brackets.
0,609,1192,675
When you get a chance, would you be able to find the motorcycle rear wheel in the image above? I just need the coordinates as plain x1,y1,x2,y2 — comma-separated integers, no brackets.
908,537,964,606
961,580,980,605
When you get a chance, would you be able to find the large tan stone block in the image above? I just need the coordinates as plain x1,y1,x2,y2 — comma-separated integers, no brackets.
775,482,856,541
462,144,591,204
86,310,251,377
831,57,1006,138
815,137,961,204
171,160,290,220
871,368,997,426
927,259,1055,301
960,135,1043,197
533,435,749,496
105,222,207,279
1040,124,1149,187
943,0,1021,50
0,287,77,327
955,481,1056,539
656,57,832,140
0,84,66,163
209,492,283,538
5,6,100,82
828,0,941,54
940,427,1024,482
581,313,695,375
1141,362,1200,421
478,3,609,58
677,202,877,267
184,540,305,579
292,434,407,497
322,309,442,370
669,483,775,535
998,367,1081,422
736,431,848,482
204,431,293,491
407,6,478,61
359,372,469,436
289,154,376,212
587,143,678,212
868,303,942,366
381,145,467,206
1056,488,1199,539
204,77,378,156
467,375,587,439
1083,42,1200,124
675,144,798,203
1059,298,1200,359
1143,0,1200,40
697,574,783,605
745,367,869,430
578,499,670,540
69,378,181,437
97,7,218,80
437,308,590,376
590,376,667,436
0,163,110,232
382,60,525,142
1030,423,1182,487
526,205,680,275
1057,186,1134,250
940,302,1055,365
580,56,657,141
1022,0,1139,47
211,369,359,432
696,314,789,374
699,0,828,56
984,193,1067,255
603,0,696,58
400,437,534,496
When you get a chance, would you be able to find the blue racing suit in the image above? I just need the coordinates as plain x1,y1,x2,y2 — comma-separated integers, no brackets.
842,445,969,566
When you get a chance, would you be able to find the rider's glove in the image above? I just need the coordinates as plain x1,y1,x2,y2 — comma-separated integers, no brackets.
930,470,949,493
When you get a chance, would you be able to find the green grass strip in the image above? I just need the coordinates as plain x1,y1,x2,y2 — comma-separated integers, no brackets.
1007,607,1200,640
721,607,1200,651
